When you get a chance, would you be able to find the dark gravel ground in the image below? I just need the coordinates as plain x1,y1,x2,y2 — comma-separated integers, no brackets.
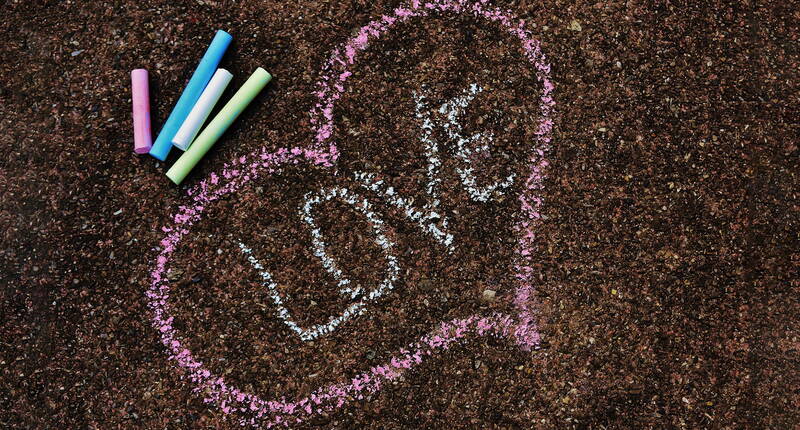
1,0,798,428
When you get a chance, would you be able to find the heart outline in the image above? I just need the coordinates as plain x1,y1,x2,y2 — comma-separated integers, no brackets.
146,0,554,427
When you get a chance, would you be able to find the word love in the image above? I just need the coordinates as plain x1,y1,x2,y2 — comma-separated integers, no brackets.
238,83,514,341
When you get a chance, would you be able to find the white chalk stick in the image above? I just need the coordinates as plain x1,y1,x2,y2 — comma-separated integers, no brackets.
172,68,233,151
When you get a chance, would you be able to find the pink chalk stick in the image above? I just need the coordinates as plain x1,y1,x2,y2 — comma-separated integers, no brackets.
131,69,153,154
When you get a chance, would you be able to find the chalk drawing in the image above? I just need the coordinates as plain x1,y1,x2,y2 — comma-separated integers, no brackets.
238,185,400,341
241,81,521,342
433,83,516,202
147,0,554,427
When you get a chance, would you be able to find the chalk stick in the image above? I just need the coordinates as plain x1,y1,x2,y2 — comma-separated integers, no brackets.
171,68,233,151
166,68,272,185
149,30,233,161
131,69,152,154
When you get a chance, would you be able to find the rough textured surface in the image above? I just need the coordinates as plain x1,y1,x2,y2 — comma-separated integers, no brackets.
1,0,798,428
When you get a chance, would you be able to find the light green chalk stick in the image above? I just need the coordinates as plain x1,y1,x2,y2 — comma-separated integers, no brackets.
166,67,272,185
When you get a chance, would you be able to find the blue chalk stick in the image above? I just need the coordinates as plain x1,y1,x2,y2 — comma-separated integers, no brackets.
149,30,232,161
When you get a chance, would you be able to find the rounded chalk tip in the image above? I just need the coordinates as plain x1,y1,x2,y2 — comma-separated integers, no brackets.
255,67,272,82
171,140,189,152
216,29,233,41
149,148,168,161
165,167,185,185
217,68,233,79
131,68,148,78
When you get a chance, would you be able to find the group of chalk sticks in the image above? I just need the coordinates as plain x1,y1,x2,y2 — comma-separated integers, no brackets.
130,30,272,185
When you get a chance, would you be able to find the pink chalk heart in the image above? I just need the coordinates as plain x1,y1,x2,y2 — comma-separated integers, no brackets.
147,0,554,427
